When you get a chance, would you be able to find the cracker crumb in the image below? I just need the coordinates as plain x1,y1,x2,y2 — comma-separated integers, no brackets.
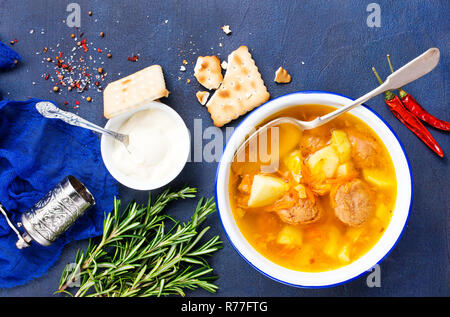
180,65,186,72
194,55,223,90
196,91,210,105
274,66,291,84
182,59,188,65
221,60,228,70
221,25,232,35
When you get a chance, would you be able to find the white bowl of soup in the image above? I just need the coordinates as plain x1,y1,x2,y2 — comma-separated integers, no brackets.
215,91,412,287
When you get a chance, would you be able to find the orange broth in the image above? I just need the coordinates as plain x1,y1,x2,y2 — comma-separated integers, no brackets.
229,105,397,272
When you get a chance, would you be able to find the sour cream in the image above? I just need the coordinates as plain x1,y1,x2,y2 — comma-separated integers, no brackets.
111,107,189,187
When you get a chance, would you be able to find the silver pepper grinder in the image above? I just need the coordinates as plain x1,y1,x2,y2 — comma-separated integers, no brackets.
0,175,95,249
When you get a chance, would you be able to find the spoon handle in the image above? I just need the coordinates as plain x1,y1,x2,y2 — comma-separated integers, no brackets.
313,84,387,127
35,102,128,144
314,48,440,127
384,47,440,90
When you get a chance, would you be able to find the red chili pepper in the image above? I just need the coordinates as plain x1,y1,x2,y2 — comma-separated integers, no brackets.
372,67,444,157
387,55,450,131
128,55,138,62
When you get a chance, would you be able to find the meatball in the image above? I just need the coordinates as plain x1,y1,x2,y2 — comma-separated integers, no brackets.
276,198,321,225
300,133,327,157
347,131,379,168
334,179,374,226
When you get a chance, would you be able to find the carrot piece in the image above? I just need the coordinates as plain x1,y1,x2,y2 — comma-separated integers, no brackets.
305,185,316,204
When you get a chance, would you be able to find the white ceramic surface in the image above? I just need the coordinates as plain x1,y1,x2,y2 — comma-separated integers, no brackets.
101,101,190,190
215,91,412,288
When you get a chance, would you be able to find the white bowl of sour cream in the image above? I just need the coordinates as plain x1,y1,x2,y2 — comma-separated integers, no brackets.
101,101,190,190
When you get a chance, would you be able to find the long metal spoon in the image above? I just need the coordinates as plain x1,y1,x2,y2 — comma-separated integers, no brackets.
235,47,440,157
36,101,129,147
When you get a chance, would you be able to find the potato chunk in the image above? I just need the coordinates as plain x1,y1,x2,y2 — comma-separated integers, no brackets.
336,162,354,178
375,203,391,220
247,175,289,207
278,124,303,158
331,130,351,163
306,145,339,179
284,150,303,182
362,169,394,187
323,226,341,258
338,245,351,263
277,225,303,247
294,184,307,199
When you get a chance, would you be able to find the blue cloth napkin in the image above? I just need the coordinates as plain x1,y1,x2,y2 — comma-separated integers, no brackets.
0,98,118,288
0,41,21,71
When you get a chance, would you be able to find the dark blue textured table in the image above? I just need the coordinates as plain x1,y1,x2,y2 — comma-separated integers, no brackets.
0,0,448,297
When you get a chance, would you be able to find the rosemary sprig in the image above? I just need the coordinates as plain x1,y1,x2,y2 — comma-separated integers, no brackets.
57,187,222,297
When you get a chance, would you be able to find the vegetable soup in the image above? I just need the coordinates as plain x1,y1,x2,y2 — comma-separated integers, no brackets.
229,105,397,272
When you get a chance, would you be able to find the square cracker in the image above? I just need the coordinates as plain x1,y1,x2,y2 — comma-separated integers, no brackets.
206,46,270,127
103,65,169,119
194,55,223,90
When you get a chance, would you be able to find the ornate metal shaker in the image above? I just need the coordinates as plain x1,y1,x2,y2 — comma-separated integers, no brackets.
0,176,95,249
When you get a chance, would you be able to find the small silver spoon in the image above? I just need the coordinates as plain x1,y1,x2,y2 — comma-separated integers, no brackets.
235,47,440,158
36,101,129,147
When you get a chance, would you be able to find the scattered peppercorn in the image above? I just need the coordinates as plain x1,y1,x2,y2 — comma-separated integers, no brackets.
106,53,112,58
77,41,82,46
53,86,60,92
68,86,73,91
86,96,92,102
88,11,92,16
47,57,52,62
97,67,103,74
79,32,84,38
81,39,88,52
94,81,100,86
14,59,18,65
70,33,75,38
10,40,14,45
43,47,48,53
100,32,104,38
